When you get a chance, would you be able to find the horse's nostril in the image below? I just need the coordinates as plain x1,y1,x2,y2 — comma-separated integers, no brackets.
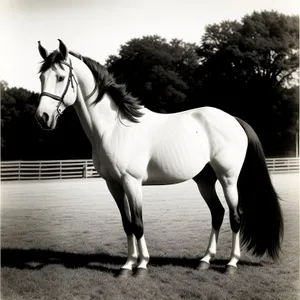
42,112,49,123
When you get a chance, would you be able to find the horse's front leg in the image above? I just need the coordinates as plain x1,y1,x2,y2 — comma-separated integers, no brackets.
106,181,139,275
122,175,150,276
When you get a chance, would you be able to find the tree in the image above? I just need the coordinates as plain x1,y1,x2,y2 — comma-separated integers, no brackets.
194,11,299,155
1,82,90,160
106,36,199,112
1,81,31,159
239,11,299,87
197,12,299,87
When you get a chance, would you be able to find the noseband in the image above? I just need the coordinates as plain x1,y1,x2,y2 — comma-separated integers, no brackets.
39,59,78,116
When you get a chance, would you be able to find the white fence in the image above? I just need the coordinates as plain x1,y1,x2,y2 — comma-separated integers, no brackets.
1,157,299,181
0,160,98,181
265,157,299,173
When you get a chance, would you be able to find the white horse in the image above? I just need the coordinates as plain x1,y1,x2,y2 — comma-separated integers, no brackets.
36,40,283,277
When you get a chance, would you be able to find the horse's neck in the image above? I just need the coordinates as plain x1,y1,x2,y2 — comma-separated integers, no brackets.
74,93,119,145
73,92,94,143
71,56,119,144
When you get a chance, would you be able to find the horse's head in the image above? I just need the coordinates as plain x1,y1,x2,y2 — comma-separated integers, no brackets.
36,39,78,130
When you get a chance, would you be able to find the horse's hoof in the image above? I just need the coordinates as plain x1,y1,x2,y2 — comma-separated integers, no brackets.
115,268,133,278
134,268,149,278
197,261,210,270
224,265,238,275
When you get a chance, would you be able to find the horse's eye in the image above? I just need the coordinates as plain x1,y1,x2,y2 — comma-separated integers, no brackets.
58,76,64,82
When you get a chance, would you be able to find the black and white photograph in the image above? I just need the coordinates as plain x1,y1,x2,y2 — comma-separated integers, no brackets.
1,0,299,299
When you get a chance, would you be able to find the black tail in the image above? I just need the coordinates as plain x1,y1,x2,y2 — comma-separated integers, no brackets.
235,118,284,260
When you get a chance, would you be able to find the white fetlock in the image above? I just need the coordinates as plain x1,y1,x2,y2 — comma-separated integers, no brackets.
122,257,138,270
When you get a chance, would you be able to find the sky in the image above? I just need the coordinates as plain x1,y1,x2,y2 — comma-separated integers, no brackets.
0,0,299,93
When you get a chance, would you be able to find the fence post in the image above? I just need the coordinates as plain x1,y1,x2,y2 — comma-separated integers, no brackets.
39,162,41,180
60,161,62,179
18,161,21,180
82,162,86,178
296,132,299,157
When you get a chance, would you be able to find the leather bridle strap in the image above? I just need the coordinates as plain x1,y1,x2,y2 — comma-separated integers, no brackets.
69,51,97,102
39,59,77,115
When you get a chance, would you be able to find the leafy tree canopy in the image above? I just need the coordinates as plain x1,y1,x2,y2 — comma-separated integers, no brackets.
106,35,199,112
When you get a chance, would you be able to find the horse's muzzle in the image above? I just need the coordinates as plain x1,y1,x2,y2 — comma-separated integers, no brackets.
35,112,52,130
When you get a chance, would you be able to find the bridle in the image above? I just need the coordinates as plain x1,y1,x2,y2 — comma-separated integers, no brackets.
39,54,98,115
39,59,78,116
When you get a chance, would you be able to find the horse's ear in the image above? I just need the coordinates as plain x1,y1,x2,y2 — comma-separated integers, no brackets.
38,41,48,60
58,39,68,60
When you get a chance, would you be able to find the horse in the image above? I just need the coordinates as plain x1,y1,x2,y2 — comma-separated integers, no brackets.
35,39,283,277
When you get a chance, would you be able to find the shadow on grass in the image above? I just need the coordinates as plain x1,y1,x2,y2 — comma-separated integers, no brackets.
1,248,263,274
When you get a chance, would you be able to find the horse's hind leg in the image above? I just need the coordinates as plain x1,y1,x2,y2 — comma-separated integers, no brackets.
193,164,225,269
217,171,241,274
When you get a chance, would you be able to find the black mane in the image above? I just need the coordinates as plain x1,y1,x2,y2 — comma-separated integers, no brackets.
39,50,144,123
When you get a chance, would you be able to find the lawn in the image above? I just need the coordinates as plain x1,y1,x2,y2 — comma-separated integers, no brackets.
1,173,299,300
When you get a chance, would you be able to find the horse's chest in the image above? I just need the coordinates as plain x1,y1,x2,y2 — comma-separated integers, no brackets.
92,139,147,181
92,149,123,180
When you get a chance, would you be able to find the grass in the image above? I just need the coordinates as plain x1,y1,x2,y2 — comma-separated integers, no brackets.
1,173,299,300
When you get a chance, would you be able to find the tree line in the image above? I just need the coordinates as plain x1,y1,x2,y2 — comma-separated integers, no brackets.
1,11,299,160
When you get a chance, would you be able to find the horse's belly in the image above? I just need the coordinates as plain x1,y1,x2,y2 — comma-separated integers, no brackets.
144,159,206,185
143,128,209,185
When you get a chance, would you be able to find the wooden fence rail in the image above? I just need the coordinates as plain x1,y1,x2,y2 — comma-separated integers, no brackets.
1,157,299,181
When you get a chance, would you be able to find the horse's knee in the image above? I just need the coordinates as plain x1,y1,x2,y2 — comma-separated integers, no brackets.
219,179,241,233
122,217,133,236
212,205,225,230
132,218,144,240
230,210,241,233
